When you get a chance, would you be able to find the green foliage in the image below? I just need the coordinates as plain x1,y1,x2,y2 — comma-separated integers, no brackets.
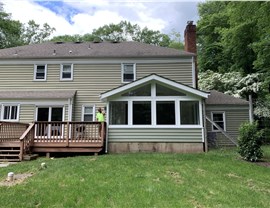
0,5,55,48
0,3,22,48
21,20,55,44
51,20,173,47
238,122,263,162
197,1,270,75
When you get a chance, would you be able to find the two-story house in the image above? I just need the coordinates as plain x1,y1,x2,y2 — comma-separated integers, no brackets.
0,22,250,160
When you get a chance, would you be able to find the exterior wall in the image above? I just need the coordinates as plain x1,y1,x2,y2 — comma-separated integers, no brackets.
108,128,203,142
0,61,193,122
137,63,192,86
0,101,69,123
206,105,250,141
109,142,204,153
19,105,35,123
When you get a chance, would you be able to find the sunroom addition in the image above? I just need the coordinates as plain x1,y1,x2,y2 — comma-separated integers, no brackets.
101,74,209,128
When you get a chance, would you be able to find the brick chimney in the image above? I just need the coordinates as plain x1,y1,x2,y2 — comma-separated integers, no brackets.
184,21,196,53
184,21,197,88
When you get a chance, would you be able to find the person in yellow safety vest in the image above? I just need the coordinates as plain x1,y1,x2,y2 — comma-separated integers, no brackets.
96,107,105,137
96,107,105,122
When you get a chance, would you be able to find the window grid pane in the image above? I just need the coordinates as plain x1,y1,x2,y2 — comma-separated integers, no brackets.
36,65,45,79
62,65,72,79
157,101,175,125
83,106,94,121
3,105,18,120
123,64,134,82
133,101,151,125
110,101,128,125
180,101,199,125
212,113,225,130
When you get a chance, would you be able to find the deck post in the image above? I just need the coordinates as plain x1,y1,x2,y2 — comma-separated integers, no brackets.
19,140,24,161
66,122,70,147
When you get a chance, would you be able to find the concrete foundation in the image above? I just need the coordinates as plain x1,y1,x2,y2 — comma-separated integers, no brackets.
108,142,204,153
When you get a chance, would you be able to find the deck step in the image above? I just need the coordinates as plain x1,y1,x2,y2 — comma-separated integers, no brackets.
0,149,20,152
0,158,20,162
0,154,20,157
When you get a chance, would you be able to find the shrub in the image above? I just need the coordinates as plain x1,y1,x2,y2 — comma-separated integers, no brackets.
238,122,263,162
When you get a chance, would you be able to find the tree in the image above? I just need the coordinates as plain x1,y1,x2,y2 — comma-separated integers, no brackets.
168,30,184,50
51,20,172,47
0,4,55,48
0,3,22,48
21,20,55,44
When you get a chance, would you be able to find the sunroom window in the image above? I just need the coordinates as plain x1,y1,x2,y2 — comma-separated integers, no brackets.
121,84,151,96
133,101,151,125
156,101,175,125
156,83,186,96
109,101,128,125
180,101,199,125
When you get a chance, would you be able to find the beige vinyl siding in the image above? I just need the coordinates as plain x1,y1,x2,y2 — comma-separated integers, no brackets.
19,105,35,122
137,63,193,86
206,105,250,139
0,61,193,122
108,128,203,142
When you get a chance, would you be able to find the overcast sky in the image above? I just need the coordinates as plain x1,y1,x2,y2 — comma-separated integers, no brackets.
2,0,204,40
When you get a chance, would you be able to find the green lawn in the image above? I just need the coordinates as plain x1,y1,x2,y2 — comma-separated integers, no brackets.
0,146,270,208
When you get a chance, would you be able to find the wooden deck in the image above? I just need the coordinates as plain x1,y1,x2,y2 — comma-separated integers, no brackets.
0,121,106,161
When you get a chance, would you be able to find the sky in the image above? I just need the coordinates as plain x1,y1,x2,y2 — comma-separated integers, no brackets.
1,0,204,40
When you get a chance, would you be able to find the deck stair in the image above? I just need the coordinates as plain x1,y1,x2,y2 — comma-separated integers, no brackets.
0,143,21,162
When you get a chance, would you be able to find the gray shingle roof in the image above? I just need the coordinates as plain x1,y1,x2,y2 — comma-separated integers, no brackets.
206,90,249,105
0,90,76,99
0,41,194,59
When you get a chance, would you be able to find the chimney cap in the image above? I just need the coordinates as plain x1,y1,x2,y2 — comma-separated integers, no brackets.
187,21,194,25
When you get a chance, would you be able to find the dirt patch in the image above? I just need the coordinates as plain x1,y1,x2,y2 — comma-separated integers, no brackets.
0,173,34,187
255,162,270,168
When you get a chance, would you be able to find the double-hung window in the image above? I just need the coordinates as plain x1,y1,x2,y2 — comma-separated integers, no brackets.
82,106,95,121
122,63,136,83
60,64,73,81
1,104,19,121
34,64,47,81
211,112,226,131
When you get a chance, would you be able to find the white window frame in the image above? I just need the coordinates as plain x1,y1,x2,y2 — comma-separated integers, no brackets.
34,64,47,81
108,83,202,128
35,106,65,138
211,111,226,132
121,63,136,83
81,105,95,121
60,64,73,81
1,104,20,122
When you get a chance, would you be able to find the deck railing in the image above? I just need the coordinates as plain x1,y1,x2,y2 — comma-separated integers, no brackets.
0,122,29,142
19,123,35,160
34,121,106,146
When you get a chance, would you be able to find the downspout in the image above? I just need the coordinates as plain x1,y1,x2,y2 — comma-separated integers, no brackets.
202,99,208,152
249,94,254,123
105,102,109,153
68,98,73,121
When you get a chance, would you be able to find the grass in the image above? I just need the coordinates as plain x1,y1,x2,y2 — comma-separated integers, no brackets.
0,146,270,208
